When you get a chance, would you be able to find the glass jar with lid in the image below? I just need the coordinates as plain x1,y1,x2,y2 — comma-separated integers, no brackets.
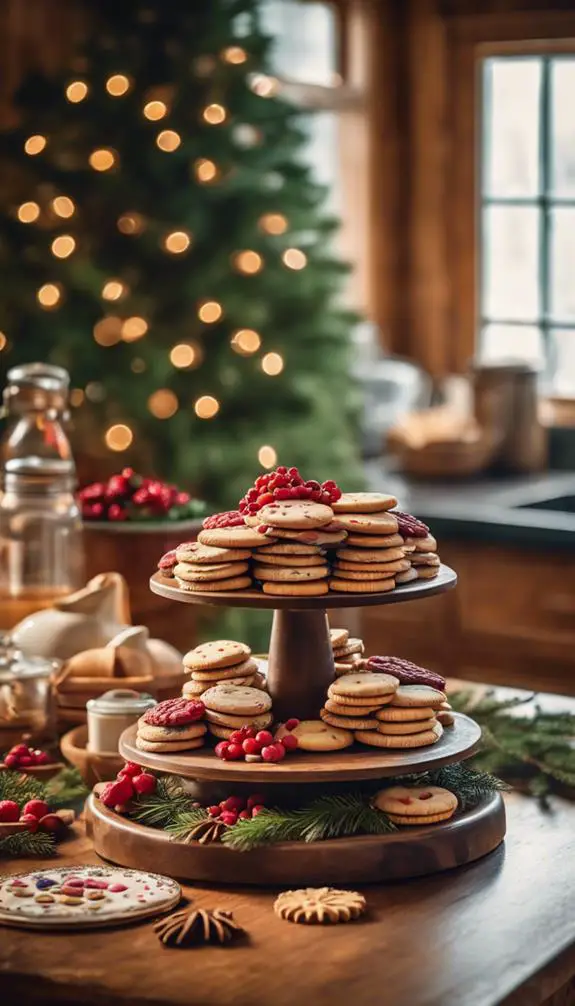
0,363,85,626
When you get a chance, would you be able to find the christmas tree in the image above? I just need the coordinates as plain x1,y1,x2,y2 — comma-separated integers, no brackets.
0,0,362,507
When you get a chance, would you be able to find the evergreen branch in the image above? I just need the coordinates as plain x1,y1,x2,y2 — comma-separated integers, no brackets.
130,775,194,828
0,831,56,858
45,766,89,808
0,771,45,805
221,808,305,852
165,808,211,842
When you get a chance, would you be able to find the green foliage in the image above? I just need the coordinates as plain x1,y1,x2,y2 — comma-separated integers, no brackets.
130,774,192,828
403,762,508,813
165,808,212,842
45,766,89,808
450,689,575,800
0,831,56,858
0,771,44,805
0,766,88,858
0,0,363,503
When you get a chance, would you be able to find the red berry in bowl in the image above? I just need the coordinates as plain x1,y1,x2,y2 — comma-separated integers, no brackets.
225,743,244,761
3,754,19,769
132,773,156,796
9,744,29,757
281,734,299,751
22,799,50,821
38,813,63,834
34,751,53,765
0,800,20,823
255,730,273,747
18,756,33,767
20,813,39,832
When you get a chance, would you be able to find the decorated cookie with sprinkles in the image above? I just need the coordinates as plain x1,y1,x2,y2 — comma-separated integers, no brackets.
0,867,181,929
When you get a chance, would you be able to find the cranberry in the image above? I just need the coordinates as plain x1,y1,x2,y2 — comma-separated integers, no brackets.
220,810,238,826
322,480,337,489
99,777,134,808
225,743,244,761
306,480,321,491
285,718,300,731
0,800,20,823
274,487,291,500
238,809,251,820
108,503,127,521
22,799,49,821
261,745,280,763
20,813,39,832
221,796,244,812
38,813,63,833
281,734,298,751
215,741,231,760
272,742,286,760
330,487,342,501
288,466,300,478
229,730,245,744
257,492,274,506
118,762,141,778
287,487,300,498
208,805,221,817
251,805,266,816
276,466,288,474
242,737,260,755
34,751,53,765
132,773,156,796
255,730,273,747
9,744,29,757
299,486,312,498
3,754,19,769
18,756,33,766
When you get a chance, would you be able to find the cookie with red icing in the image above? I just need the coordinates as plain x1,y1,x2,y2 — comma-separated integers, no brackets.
372,785,457,825
143,698,205,727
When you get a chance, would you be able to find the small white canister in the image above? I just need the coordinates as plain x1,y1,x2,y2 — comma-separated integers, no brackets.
87,689,156,755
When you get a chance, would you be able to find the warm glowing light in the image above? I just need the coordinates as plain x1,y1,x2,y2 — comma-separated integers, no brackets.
258,445,277,468
105,424,133,451
170,343,198,368
89,148,116,171
259,213,288,235
194,395,220,419
163,230,191,254
231,329,261,356
156,129,181,152
66,81,88,103
24,135,46,156
249,73,278,97
118,213,144,235
131,358,146,373
0,333,7,351
85,381,106,402
233,250,263,275
106,74,130,96
93,317,122,347
51,235,76,259
52,196,75,218
198,300,222,323
17,202,40,223
143,100,167,120
282,248,307,270
148,388,178,419
222,46,247,65
121,316,148,342
202,103,227,125
102,279,127,301
194,158,218,183
70,388,84,407
37,283,62,309
261,352,284,375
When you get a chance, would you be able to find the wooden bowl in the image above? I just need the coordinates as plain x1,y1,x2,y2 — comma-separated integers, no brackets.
60,725,124,788
0,761,66,781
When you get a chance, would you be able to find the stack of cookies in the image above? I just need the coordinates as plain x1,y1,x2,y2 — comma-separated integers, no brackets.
173,541,253,593
328,493,411,593
201,684,273,741
356,684,445,749
182,640,266,698
320,672,400,731
248,500,346,597
330,628,365,676
135,697,207,754
403,533,440,581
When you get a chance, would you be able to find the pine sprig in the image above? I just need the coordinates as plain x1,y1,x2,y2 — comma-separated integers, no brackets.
45,766,89,809
165,808,211,842
0,831,56,858
131,776,194,828
0,771,44,805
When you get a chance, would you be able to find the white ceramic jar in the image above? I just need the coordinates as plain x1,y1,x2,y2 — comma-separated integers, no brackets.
87,689,156,755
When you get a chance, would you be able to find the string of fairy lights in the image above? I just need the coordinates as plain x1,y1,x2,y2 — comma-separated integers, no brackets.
5,43,313,469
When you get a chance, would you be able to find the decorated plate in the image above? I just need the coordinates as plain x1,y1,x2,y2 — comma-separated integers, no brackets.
0,865,181,929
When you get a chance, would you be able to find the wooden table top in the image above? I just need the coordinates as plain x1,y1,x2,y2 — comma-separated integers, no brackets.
2,686,575,1006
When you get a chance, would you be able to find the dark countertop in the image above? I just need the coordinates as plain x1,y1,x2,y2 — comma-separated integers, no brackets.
365,464,575,548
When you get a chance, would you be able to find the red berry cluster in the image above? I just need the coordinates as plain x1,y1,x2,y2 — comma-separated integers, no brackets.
79,467,198,523
392,510,430,538
207,793,266,826
238,467,342,515
2,744,54,770
0,797,62,834
99,762,157,810
143,698,205,727
215,719,300,763
202,510,246,529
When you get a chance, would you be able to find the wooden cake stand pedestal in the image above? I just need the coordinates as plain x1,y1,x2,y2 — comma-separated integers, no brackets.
87,565,507,885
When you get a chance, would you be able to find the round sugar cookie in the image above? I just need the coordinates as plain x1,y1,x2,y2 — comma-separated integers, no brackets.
182,679,208,697
328,577,395,594
327,687,392,707
355,722,443,749
329,627,349,648
198,526,273,548
332,638,364,658
253,564,328,582
262,580,329,596
411,553,441,567
205,709,273,729
275,719,353,751
404,534,438,553
320,709,378,730
331,566,406,582
335,546,406,564
395,568,418,584
331,492,397,513
201,684,272,716
257,501,334,529
262,527,347,546
334,512,399,535
330,672,399,699
175,542,250,564
390,685,445,709
345,533,404,548
324,697,380,716
189,656,258,681
373,784,457,825
136,720,207,742
251,553,325,568
135,735,205,753
417,566,440,580
173,561,249,582
176,575,252,592
376,717,437,735
376,705,435,722
184,640,251,672
207,723,235,740
256,542,322,556
334,558,410,573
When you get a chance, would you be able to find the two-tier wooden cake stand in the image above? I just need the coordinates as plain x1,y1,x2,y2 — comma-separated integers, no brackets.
87,564,506,885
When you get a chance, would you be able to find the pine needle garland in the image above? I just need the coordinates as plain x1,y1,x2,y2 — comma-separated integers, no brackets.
450,689,575,799
0,831,55,858
131,776,192,828
0,771,44,805
164,808,212,843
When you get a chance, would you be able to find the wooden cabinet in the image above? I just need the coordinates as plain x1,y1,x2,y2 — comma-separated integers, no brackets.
361,541,575,695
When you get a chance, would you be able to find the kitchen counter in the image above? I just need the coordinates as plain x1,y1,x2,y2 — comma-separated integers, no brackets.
365,464,575,548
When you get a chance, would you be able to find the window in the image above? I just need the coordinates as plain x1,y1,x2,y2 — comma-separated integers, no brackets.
480,56,575,395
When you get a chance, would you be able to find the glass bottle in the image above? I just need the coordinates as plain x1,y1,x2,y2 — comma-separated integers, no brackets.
0,363,85,627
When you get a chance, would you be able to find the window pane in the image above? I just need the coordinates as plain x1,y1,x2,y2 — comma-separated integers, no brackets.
550,329,575,395
550,60,575,197
481,324,544,366
483,58,541,197
298,111,339,209
482,206,540,321
259,0,337,86
549,207,575,322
